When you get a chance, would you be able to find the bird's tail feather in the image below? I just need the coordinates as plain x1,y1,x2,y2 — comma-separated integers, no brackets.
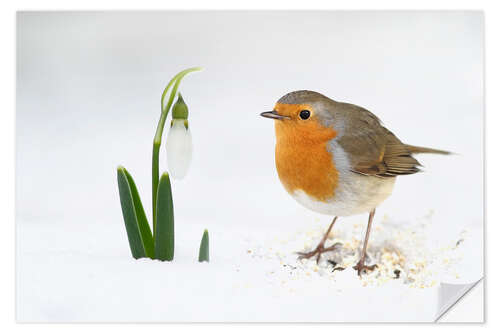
405,144,451,155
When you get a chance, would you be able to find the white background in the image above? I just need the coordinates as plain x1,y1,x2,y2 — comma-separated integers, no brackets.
2,0,496,331
15,10,483,322
16,10,482,237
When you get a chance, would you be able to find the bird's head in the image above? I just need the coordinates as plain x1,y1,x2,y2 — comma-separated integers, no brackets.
260,90,339,144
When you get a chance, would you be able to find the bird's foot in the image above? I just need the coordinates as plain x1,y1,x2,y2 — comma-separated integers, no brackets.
297,242,342,264
353,260,377,277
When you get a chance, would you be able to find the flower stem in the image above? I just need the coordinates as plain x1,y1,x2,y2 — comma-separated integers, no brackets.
152,67,202,235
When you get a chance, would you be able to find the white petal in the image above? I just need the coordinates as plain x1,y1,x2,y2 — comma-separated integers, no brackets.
166,120,192,179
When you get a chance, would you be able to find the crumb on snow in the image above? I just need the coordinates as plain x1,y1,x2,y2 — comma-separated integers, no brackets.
246,211,467,291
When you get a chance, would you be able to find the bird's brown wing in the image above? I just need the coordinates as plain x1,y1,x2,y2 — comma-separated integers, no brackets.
374,129,421,177
335,104,421,177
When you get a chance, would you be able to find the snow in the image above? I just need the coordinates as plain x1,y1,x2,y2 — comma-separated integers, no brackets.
17,212,481,322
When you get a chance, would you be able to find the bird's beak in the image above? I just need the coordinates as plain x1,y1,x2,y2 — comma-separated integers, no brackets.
260,111,290,120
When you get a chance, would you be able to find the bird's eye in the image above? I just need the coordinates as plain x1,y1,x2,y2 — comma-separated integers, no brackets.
299,110,311,120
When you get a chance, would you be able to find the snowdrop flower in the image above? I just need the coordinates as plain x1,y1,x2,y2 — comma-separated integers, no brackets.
166,93,192,179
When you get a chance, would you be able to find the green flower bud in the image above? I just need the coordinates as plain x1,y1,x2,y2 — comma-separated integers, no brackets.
172,93,189,120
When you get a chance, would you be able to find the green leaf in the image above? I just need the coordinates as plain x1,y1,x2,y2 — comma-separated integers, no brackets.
198,229,209,262
155,172,174,261
122,168,154,258
117,166,147,259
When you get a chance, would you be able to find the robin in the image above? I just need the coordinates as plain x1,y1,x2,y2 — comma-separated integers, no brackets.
260,90,450,276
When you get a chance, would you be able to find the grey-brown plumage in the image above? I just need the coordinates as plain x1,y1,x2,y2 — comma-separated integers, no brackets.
279,90,450,178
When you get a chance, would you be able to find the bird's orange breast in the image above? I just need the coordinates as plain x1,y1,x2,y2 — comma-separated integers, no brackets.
274,103,339,202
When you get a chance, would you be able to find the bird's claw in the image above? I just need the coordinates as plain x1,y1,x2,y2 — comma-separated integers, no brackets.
353,260,377,277
296,242,342,264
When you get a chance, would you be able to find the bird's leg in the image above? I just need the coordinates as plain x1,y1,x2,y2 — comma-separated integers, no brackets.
353,209,378,276
297,216,341,264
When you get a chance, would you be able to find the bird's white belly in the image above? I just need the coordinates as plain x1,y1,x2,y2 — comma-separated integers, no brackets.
291,173,395,216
